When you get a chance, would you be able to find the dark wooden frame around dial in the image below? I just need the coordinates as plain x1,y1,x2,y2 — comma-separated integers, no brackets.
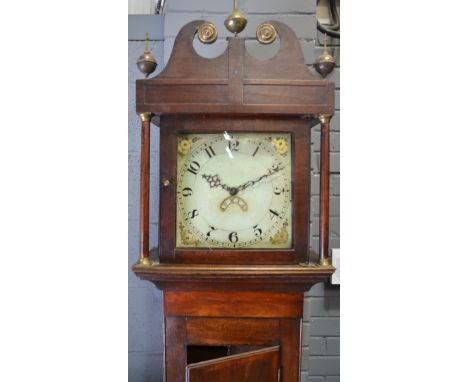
160,115,310,264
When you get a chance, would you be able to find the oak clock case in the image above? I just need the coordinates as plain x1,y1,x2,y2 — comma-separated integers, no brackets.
133,19,336,382
176,131,292,250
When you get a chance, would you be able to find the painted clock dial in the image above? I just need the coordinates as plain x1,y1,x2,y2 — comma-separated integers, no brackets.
176,132,292,249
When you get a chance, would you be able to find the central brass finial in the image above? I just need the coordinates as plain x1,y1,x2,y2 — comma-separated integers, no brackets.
224,0,247,36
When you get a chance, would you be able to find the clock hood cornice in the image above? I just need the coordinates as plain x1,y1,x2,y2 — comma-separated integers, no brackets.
136,20,335,122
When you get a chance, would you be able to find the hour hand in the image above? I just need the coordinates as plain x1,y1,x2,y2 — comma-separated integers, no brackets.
201,174,232,193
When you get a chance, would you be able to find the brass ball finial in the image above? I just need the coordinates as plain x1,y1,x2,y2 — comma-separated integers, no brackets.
136,32,158,78
224,0,247,35
313,35,335,78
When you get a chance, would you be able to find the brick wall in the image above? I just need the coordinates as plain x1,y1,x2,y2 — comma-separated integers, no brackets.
129,1,340,380
128,15,165,382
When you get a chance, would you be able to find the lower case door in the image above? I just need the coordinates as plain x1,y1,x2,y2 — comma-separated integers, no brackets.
186,345,280,382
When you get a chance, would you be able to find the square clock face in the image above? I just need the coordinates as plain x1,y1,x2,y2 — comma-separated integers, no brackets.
176,132,292,249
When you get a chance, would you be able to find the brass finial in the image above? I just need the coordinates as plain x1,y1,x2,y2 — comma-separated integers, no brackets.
256,23,277,44
197,21,218,44
313,35,336,78
224,0,247,36
136,32,158,78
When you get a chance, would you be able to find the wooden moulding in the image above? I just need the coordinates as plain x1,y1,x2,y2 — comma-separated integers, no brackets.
132,262,334,292
135,20,334,118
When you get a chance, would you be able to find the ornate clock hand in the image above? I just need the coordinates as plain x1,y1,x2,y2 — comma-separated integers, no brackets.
201,174,233,193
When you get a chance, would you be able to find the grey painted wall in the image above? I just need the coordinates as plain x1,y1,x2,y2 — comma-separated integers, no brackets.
129,2,340,381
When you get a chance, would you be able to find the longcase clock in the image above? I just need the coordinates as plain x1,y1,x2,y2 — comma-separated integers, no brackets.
133,20,335,382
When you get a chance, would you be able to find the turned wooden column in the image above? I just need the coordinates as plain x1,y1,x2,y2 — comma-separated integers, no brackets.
138,112,152,265
318,114,333,266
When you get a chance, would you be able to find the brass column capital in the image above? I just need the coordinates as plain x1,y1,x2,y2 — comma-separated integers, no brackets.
136,257,153,266
318,114,333,124
139,112,153,123
318,258,332,267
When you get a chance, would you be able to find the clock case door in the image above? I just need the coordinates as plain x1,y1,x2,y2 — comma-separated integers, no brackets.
186,346,280,382
158,114,311,265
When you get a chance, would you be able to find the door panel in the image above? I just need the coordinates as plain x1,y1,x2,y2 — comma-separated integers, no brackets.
186,345,279,382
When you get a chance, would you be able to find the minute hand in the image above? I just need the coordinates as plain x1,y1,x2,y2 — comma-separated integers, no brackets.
238,167,282,192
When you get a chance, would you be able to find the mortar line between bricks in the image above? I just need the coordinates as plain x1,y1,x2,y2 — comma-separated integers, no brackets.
311,172,340,176
128,351,164,355
128,285,155,290
128,39,165,42
128,218,158,224
128,150,160,154
165,11,316,16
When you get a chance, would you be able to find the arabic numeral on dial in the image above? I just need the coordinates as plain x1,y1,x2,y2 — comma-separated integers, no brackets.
268,164,280,175
187,161,200,175
206,226,216,238
228,140,240,152
181,187,193,196
269,209,280,220
253,225,262,237
252,145,260,157
228,231,238,243
187,209,199,219
273,187,284,195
